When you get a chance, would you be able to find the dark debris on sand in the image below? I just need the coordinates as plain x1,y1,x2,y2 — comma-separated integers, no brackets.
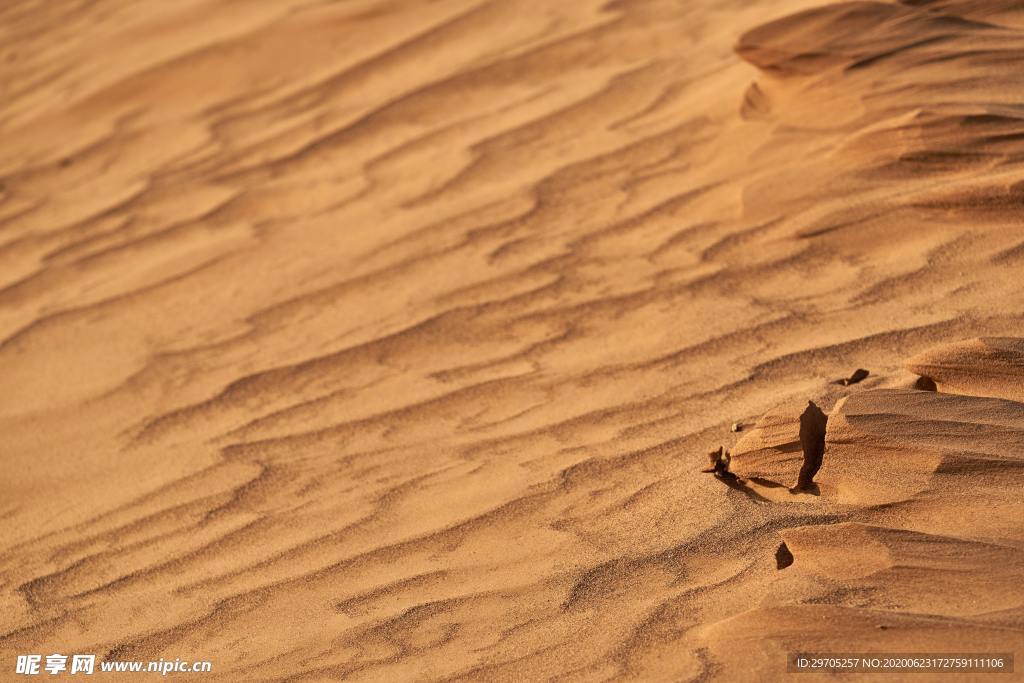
837,368,870,386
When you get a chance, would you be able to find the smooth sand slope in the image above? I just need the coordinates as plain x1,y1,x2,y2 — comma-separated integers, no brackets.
2,0,1023,680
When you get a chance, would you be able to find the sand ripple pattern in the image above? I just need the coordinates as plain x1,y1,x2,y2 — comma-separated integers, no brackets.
2,0,1023,680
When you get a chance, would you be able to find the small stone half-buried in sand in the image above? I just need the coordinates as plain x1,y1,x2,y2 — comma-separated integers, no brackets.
726,399,827,490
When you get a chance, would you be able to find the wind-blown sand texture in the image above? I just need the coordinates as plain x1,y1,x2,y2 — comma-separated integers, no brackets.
2,0,1024,680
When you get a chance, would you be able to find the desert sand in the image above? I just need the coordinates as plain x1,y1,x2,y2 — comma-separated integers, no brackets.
1,0,1023,680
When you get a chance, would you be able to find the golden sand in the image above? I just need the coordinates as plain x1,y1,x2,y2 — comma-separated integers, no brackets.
2,1,1023,680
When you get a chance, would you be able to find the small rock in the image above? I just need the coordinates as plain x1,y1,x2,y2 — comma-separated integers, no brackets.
775,541,794,569
838,368,870,386
729,399,827,489
731,422,742,432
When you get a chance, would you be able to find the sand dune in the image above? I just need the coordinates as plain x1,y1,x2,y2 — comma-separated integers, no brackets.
2,0,1023,680
907,337,1024,401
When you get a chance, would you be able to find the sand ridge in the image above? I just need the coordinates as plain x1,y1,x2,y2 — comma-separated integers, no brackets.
2,0,1024,680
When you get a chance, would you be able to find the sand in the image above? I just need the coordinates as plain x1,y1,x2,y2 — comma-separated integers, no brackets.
1,0,1023,680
